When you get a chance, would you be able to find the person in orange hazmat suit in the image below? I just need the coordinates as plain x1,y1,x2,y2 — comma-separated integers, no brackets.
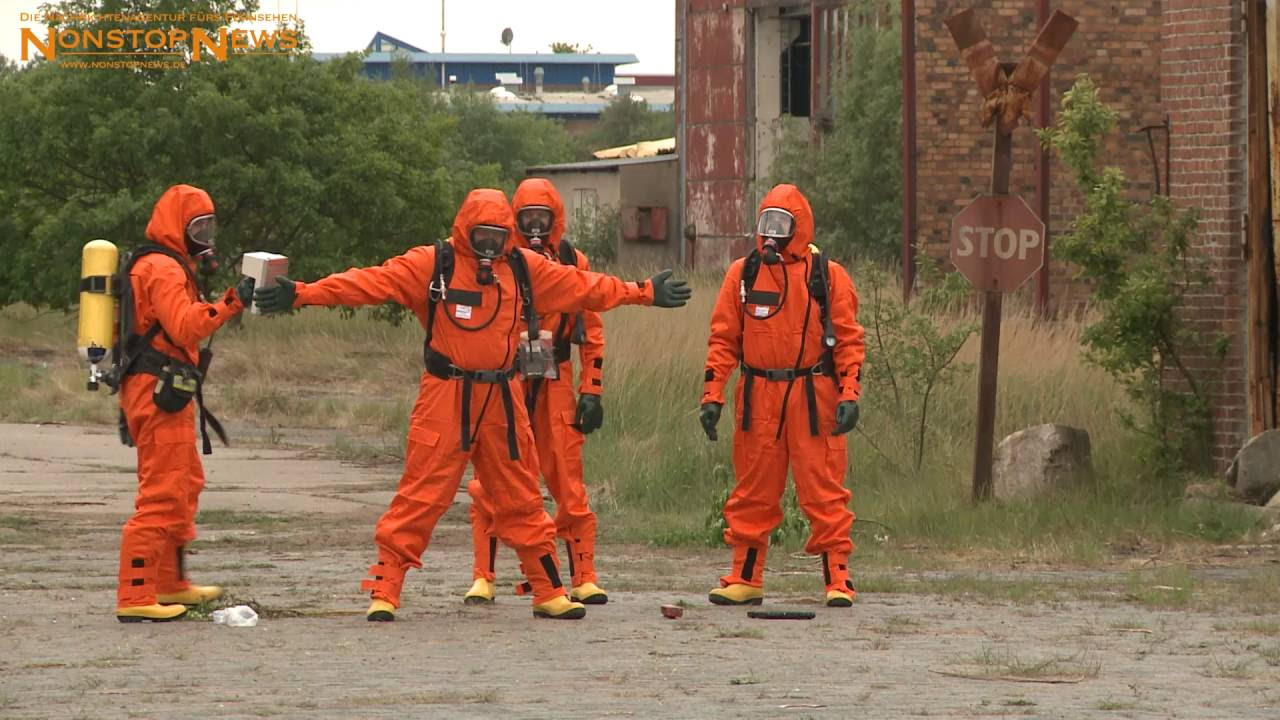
697,184,865,608
252,188,691,621
464,178,610,607
116,184,255,622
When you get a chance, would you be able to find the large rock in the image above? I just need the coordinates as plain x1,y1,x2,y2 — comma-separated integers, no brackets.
992,424,1093,500
1226,430,1280,504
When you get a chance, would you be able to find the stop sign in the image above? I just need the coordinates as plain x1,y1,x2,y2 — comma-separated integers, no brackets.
949,194,1046,293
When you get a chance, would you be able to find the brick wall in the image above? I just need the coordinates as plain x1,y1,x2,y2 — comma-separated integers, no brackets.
914,0,1249,467
1161,0,1248,469
912,0,1163,312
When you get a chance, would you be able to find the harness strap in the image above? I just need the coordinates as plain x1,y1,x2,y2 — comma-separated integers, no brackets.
425,348,520,460
739,359,835,437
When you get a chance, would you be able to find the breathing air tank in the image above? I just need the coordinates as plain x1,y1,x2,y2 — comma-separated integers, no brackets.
78,239,118,391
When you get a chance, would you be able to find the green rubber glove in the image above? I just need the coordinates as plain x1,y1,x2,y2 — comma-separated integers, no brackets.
649,269,692,308
574,394,603,434
833,401,860,436
253,276,296,315
700,402,723,442
235,276,256,306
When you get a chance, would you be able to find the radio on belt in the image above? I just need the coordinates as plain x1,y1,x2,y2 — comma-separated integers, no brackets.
239,252,289,315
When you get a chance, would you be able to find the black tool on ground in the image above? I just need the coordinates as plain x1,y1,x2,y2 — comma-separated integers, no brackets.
747,609,816,620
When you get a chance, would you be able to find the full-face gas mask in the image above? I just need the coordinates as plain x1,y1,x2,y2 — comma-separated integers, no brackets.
756,208,796,265
469,224,509,285
186,213,218,274
516,206,554,252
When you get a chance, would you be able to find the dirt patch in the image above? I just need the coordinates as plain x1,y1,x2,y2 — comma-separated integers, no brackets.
1,423,1278,718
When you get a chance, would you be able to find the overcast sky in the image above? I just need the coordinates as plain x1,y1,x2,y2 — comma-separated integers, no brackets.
0,0,676,73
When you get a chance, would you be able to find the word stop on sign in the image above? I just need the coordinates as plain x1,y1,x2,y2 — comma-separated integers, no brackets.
953,225,1042,261
949,194,1046,293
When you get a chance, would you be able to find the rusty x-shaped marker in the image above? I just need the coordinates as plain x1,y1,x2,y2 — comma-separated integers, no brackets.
945,8,1079,135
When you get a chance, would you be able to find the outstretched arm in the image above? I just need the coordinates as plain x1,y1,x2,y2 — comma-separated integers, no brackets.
524,249,654,315
291,245,435,310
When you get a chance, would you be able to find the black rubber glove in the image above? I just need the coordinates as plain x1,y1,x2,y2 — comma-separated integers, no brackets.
574,394,603,435
649,269,692,308
253,276,296,315
833,401,860,436
700,402,723,442
235,276,256,306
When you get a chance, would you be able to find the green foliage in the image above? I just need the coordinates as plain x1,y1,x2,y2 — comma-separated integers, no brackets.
1040,76,1215,474
584,95,674,152
0,0,582,310
703,483,811,549
442,91,578,192
569,203,620,266
549,42,593,54
859,259,977,472
768,2,902,261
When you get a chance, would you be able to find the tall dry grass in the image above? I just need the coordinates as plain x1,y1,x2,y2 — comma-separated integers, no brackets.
0,266,1260,563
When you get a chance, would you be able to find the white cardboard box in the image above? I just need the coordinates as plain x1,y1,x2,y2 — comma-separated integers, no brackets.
240,252,289,315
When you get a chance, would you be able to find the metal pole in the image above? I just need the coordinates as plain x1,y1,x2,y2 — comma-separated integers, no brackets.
440,0,446,88
901,0,918,302
973,120,1012,502
1034,0,1051,317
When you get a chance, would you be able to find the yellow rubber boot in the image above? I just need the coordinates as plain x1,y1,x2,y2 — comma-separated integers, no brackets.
156,585,223,606
116,603,188,623
825,589,855,607
464,578,496,605
708,583,764,606
532,595,586,619
570,581,608,605
366,599,396,622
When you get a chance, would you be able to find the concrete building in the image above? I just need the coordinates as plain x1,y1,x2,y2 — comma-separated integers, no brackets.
526,155,679,267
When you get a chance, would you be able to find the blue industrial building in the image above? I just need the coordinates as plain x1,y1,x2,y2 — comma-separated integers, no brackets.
323,32,639,93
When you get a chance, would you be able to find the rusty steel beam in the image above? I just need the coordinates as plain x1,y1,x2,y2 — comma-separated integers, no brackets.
945,9,999,97
1008,11,1078,96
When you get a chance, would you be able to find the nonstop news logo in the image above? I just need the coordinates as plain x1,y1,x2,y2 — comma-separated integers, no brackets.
18,11,301,63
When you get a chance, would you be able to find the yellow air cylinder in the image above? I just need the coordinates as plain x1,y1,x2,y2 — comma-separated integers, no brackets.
77,239,118,390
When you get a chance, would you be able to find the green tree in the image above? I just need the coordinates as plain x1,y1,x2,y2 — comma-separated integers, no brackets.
0,0,584,311
0,5,464,307
584,95,675,151
1040,76,1216,474
550,42,593,54
768,1,902,261
443,91,579,191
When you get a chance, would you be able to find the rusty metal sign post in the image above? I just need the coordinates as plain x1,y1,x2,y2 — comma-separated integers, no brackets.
945,8,1078,502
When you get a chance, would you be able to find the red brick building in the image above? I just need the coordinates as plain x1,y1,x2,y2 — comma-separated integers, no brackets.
676,0,1275,468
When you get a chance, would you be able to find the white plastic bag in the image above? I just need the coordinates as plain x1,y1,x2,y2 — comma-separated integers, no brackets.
210,605,259,627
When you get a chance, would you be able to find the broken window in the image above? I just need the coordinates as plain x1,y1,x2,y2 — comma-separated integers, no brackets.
780,16,811,118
